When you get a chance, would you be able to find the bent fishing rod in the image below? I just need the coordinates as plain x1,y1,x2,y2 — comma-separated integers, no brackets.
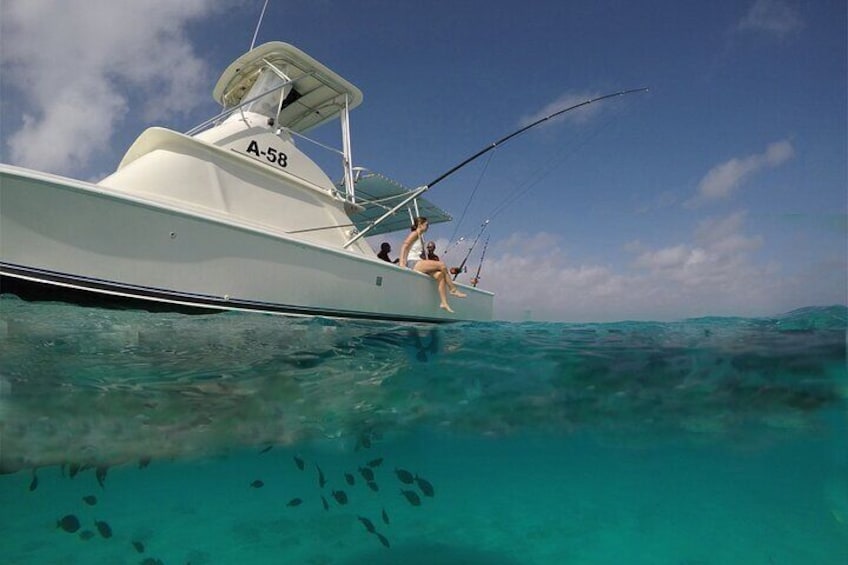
341,88,648,247
424,87,649,191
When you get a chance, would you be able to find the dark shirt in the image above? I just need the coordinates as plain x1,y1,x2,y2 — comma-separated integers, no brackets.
378,250,398,264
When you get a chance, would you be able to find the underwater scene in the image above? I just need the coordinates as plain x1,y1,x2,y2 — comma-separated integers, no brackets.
0,296,846,565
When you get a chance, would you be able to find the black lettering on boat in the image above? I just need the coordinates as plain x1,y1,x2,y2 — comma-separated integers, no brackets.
244,139,288,168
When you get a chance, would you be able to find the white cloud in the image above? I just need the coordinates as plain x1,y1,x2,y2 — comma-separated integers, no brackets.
632,212,765,291
694,211,763,254
480,212,794,322
687,139,794,207
738,0,804,37
0,0,229,175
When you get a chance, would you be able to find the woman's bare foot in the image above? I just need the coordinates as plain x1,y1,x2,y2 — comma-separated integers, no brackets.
439,303,454,313
449,289,466,298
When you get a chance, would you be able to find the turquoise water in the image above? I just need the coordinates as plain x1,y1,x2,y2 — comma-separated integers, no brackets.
0,297,845,564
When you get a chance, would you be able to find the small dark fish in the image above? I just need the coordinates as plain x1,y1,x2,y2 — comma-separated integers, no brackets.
138,456,151,469
331,490,348,505
132,540,145,553
359,466,375,481
344,473,355,486
250,480,264,488
29,472,38,492
78,530,95,540
367,457,384,468
140,559,164,565
57,514,80,533
357,516,376,533
294,455,305,470
94,519,113,538
381,508,390,525
259,445,273,454
400,489,421,506
395,468,414,484
414,476,435,497
68,463,80,478
316,464,327,488
321,496,329,511
286,497,303,507
82,495,98,506
375,532,390,548
367,481,379,492
95,465,108,488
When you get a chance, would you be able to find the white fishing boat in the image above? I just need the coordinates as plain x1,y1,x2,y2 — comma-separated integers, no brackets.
0,42,493,323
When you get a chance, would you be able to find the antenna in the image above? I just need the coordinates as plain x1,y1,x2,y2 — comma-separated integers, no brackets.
250,0,270,51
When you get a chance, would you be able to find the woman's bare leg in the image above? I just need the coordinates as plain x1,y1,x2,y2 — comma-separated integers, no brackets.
418,260,466,297
437,277,453,312
440,266,466,297
415,262,454,311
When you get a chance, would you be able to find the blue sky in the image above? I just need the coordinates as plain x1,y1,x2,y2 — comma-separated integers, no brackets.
1,0,845,321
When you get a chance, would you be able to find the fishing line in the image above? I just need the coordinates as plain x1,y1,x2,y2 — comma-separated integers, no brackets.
442,237,466,257
452,219,490,281
449,98,640,282
425,89,647,268
486,109,622,221
423,88,648,191
448,149,496,246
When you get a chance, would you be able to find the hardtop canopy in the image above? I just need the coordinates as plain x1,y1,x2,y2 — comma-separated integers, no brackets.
345,172,452,237
213,42,363,134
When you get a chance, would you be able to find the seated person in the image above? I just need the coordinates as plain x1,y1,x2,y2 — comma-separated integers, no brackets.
400,217,466,312
424,241,439,261
377,242,398,263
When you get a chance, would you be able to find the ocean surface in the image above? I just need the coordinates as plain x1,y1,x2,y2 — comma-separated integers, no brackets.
0,296,845,565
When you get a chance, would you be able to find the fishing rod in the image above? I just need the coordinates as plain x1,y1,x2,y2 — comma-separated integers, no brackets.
423,88,649,191
452,219,489,281
329,88,649,248
471,235,490,288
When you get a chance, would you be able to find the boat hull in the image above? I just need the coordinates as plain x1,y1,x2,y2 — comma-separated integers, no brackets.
0,166,493,323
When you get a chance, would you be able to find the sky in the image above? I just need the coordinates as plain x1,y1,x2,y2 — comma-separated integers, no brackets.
1,0,845,322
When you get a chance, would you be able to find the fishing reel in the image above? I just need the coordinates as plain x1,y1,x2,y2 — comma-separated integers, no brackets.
449,266,465,276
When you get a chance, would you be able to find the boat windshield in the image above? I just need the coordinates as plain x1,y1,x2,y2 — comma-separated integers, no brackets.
242,67,291,121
